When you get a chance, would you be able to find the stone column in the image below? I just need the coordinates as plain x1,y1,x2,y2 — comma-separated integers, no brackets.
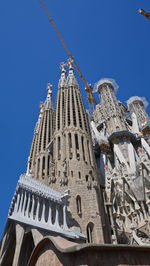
54,203,60,228
63,204,68,230
47,200,52,225
35,197,40,222
14,190,21,213
25,192,31,218
18,189,24,214
30,194,35,220
22,190,28,216
41,199,46,223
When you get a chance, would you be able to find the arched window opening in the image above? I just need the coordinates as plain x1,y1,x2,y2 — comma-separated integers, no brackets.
76,195,82,215
78,172,81,179
18,231,35,266
75,134,79,150
62,90,66,128
57,92,61,130
87,222,94,243
47,155,50,176
42,156,45,177
87,140,91,165
81,136,85,161
71,171,73,177
75,89,83,129
89,170,94,181
116,126,120,132
68,88,71,126
68,133,72,148
85,175,88,182
37,158,40,179
39,117,44,152
43,111,48,150
72,88,77,127
58,136,61,160
68,133,73,159
77,153,80,160
48,111,51,143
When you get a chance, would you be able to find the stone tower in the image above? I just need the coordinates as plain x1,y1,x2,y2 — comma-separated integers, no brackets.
50,61,107,243
92,78,150,245
22,62,107,244
127,96,149,130
96,79,127,135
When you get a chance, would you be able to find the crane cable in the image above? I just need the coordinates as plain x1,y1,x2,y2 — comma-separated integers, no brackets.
39,0,97,106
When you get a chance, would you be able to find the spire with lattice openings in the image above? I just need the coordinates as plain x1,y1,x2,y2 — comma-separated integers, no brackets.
28,84,54,183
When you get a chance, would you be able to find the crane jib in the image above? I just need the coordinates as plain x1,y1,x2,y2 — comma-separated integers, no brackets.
39,0,97,112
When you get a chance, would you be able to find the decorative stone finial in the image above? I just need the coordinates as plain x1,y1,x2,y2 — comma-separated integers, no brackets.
39,102,44,119
40,102,44,109
46,83,52,100
67,58,74,71
60,62,66,73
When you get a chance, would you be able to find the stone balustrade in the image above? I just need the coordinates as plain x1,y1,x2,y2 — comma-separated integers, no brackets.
8,174,85,240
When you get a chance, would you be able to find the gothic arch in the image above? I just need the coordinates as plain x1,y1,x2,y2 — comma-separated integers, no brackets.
76,195,82,215
18,231,35,266
86,222,94,243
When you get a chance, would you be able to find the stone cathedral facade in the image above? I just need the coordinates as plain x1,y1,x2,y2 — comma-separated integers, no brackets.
1,62,150,265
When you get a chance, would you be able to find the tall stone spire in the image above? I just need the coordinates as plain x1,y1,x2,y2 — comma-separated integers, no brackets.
52,62,107,244
28,84,54,183
28,101,44,175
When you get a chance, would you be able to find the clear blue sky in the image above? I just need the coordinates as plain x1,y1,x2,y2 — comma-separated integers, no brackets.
0,0,150,238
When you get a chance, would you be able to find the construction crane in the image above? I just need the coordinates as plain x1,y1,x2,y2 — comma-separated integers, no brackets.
39,0,97,114
138,9,150,20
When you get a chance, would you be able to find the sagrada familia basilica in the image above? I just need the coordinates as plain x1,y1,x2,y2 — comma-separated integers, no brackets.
1,61,150,265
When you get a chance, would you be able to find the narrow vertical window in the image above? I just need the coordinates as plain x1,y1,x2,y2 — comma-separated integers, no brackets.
81,136,85,161
47,155,50,176
43,111,48,150
62,90,66,128
75,134,79,150
39,117,44,152
87,140,91,165
87,223,94,243
72,88,76,127
68,133,72,148
68,88,70,126
58,136,61,160
48,110,51,143
42,156,45,178
57,92,61,130
68,133,73,159
37,158,40,179
76,195,82,215
75,90,82,129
